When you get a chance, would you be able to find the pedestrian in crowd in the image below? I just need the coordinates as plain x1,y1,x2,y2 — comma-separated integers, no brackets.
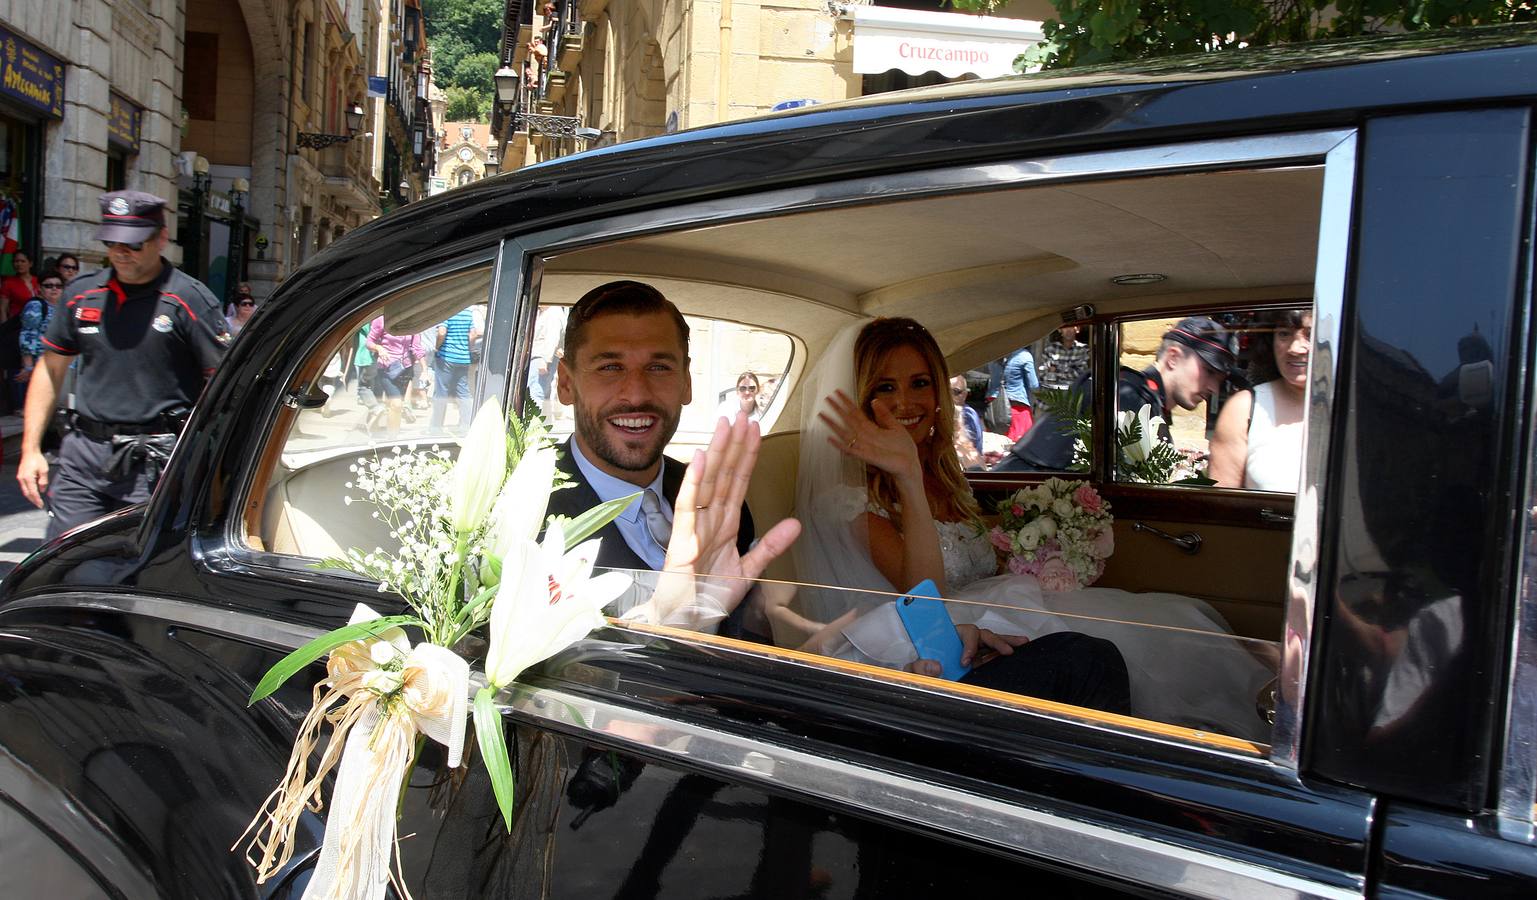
950,374,984,468
1,250,38,321
714,371,762,423
1002,344,1040,441
431,306,480,431
351,322,382,415
365,316,422,436
16,191,231,538
1039,324,1090,390
227,285,258,336
54,254,84,284
527,304,565,418
14,271,61,407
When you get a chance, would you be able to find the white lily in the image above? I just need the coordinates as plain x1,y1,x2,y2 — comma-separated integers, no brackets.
486,442,558,560
484,522,633,689
448,399,508,534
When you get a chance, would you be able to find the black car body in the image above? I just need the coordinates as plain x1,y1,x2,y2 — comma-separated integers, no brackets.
6,26,1537,899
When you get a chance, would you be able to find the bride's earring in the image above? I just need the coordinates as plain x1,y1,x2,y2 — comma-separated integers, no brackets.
929,407,938,438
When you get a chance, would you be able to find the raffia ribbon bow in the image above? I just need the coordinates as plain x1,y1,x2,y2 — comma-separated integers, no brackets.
239,604,469,900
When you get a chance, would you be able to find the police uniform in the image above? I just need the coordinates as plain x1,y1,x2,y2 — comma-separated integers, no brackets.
38,194,229,537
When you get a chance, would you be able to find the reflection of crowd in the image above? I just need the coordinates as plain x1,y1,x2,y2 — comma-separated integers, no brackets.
951,327,1089,469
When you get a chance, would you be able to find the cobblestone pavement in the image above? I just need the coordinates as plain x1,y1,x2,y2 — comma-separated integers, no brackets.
0,417,48,578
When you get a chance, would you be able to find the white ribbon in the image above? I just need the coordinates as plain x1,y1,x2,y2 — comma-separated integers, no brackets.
302,605,468,900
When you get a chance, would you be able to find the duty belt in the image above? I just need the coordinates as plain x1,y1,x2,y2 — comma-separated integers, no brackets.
68,411,185,441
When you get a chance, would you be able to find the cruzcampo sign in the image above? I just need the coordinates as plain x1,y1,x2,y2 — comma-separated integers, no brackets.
0,25,64,119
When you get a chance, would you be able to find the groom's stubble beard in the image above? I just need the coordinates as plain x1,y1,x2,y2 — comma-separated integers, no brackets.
573,389,681,474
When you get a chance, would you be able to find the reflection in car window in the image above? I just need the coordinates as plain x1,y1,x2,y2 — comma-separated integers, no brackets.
246,263,494,560
1111,308,1312,490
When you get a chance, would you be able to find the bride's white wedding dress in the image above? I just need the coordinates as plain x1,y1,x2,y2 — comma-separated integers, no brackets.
793,321,1276,744
826,514,1276,743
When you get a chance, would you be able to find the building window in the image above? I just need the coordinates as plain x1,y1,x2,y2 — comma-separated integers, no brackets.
185,32,219,120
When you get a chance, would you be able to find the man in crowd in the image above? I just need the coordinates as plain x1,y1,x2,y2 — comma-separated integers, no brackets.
16,191,230,537
1039,324,1090,390
544,280,799,637
999,315,1233,471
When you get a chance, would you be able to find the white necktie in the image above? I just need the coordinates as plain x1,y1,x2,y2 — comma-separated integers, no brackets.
641,489,672,551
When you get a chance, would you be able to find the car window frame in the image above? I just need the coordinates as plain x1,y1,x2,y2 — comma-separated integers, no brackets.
220,247,508,579
501,128,1358,773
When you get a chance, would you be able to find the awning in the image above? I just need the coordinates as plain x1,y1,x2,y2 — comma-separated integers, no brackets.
847,6,1043,80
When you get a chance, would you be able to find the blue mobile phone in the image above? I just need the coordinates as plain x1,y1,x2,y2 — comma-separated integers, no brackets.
893,579,971,681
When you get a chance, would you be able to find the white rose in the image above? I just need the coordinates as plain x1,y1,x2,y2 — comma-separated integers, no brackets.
1038,517,1058,540
1052,498,1074,519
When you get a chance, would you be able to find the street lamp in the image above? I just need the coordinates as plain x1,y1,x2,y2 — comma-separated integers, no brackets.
225,177,250,307
483,151,499,177
494,66,518,104
186,155,210,279
398,179,411,204
298,102,366,149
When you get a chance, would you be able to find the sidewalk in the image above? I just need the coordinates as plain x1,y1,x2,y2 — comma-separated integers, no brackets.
0,414,19,457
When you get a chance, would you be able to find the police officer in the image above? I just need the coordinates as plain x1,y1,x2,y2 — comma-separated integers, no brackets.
997,315,1234,471
16,191,230,537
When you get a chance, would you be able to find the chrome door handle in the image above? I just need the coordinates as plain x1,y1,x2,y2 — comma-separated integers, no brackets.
1259,507,1294,525
1132,521,1203,555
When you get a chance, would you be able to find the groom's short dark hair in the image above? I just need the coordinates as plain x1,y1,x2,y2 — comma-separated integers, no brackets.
564,280,690,358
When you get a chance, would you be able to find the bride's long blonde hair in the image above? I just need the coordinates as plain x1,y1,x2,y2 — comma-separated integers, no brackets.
854,318,981,525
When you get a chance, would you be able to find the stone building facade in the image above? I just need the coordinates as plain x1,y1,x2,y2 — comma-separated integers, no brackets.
1,0,184,273
0,0,433,306
492,0,1054,170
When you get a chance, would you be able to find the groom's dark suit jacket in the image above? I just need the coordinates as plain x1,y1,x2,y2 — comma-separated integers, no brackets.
545,441,763,641
545,439,756,578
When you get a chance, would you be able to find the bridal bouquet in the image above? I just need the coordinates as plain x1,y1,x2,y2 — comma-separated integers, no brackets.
990,478,1114,592
237,401,635,899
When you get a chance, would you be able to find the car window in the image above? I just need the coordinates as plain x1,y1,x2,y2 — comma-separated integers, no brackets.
970,326,1095,473
244,262,495,560
1110,307,1312,491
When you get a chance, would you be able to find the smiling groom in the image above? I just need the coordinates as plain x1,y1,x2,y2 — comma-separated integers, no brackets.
543,281,796,640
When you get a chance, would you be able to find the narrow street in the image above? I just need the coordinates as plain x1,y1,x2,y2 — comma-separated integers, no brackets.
0,420,47,577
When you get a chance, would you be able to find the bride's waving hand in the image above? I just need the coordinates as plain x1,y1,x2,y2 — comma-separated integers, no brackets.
818,387,947,594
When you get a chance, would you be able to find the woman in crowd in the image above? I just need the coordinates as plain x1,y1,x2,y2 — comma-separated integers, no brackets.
1208,309,1312,491
53,254,82,284
795,317,1274,738
714,371,762,422
226,291,257,336
14,270,61,407
1,251,39,321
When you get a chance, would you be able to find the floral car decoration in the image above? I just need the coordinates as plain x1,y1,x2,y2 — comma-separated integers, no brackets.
237,401,634,899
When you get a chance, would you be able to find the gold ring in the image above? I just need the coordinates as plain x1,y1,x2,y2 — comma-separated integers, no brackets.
695,504,710,510
848,437,857,449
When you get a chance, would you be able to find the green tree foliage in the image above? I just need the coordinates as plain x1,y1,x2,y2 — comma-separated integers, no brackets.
943,0,1535,69
445,85,493,122
424,0,503,121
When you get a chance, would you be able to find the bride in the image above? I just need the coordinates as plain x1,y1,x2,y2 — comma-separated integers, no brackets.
792,317,1276,742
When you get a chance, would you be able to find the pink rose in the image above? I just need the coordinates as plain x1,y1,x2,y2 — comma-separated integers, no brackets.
989,528,1013,552
1011,504,1025,516
1007,554,1032,576
1090,526,1115,559
1037,556,1080,593
1073,483,1104,515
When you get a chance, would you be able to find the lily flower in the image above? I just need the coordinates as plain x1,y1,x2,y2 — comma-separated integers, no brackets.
448,400,508,535
484,522,633,689
1123,404,1164,463
486,442,558,561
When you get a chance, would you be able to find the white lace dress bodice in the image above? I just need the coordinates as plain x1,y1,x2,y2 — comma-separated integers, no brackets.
870,505,997,591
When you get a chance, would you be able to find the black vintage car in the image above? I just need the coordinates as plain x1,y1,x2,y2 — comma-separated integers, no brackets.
6,26,1537,899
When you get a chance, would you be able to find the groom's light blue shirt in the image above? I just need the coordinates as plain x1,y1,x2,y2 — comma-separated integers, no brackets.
569,439,670,570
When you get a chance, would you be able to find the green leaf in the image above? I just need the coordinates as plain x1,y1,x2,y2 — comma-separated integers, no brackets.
247,615,419,705
474,686,517,831
558,492,640,550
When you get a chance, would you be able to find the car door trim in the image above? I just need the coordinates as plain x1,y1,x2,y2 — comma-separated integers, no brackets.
505,684,1359,900
0,593,1359,900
